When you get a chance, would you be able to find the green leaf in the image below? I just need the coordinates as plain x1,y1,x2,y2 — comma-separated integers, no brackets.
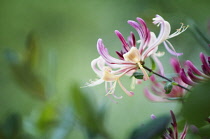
37,104,59,131
25,33,39,69
164,82,173,94
132,72,143,79
0,114,22,139
12,65,46,100
198,124,210,137
50,107,75,139
129,115,170,139
182,80,210,127
149,57,156,71
187,19,210,54
70,84,110,138
4,50,46,100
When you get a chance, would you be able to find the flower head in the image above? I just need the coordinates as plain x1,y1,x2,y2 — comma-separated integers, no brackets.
180,52,210,86
162,110,188,139
144,58,188,102
87,15,187,99
84,56,135,101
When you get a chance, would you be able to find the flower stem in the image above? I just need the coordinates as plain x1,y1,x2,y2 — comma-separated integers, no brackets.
143,65,191,92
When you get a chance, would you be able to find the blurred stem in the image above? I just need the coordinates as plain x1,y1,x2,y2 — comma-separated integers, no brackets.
143,66,191,92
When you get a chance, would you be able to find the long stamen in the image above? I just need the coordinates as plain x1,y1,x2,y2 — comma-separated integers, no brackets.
130,77,136,89
169,23,189,39
138,62,150,80
118,79,134,96
105,81,117,96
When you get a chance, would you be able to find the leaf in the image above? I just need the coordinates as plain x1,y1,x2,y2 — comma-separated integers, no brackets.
4,50,46,100
0,114,22,139
50,107,75,139
181,80,210,127
37,104,59,131
129,115,170,139
164,82,173,94
150,57,156,71
12,65,46,100
132,72,144,79
25,33,39,69
70,84,110,138
198,124,210,137
187,19,210,54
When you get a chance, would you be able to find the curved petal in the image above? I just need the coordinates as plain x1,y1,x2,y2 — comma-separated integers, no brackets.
144,32,157,58
128,32,136,47
91,56,104,77
151,55,165,76
170,58,181,73
97,39,130,64
185,60,210,78
115,30,129,52
143,15,171,59
83,79,104,87
180,69,196,86
163,40,183,56
144,88,170,102
200,53,210,72
187,69,204,82
127,19,150,54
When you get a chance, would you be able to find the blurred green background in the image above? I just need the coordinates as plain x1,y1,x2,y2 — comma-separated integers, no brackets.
0,0,210,138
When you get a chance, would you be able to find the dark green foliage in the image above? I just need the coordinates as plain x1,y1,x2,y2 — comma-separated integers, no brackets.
4,34,46,100
129,115,170,139
70,84,110,139
132,72,144,79
182,80,210,127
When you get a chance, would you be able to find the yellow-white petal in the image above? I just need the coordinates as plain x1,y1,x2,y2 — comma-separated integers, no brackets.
123,47,140,63
102,67,118,81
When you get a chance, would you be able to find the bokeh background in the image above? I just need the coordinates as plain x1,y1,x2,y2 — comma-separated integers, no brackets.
0,0,210,138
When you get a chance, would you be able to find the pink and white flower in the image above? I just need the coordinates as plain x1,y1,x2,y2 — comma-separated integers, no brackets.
180,52,210,85
144,58,188,102
87,15,187,99
85,56,136,99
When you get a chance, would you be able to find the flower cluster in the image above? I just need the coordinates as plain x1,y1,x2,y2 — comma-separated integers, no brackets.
144,58,188,102
86,15,188,99
180,52,210,86
162,110,188,139
144,53,210,102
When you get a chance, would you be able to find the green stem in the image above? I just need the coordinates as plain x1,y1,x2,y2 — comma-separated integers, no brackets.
143,66,191,92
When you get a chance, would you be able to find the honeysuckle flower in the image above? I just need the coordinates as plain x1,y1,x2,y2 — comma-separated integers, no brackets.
144,58,188,102
162,110,188,139
98,15,187,77
180,52,210,86
88,15,187,99
85,56,135,99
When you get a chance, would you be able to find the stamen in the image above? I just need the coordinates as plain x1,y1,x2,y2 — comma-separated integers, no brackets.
105,81,117,96
118,79,134,96
130,77,136,89
138,62,150,80
169,23,189,39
